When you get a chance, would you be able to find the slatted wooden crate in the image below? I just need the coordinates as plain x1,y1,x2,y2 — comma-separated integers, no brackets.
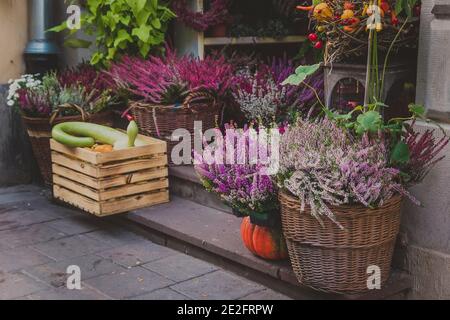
50,134,169,216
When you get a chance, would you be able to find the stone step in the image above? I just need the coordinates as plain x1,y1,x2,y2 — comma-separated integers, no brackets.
169,165,232,214
126,196,412,300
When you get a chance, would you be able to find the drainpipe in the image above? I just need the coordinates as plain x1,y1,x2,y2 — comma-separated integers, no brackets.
24,0,59,74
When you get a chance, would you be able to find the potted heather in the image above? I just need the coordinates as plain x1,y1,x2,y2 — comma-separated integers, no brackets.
194,123,288,260
277,115,448,293
279,56,449,292
7,65,115,185
108,50,234,165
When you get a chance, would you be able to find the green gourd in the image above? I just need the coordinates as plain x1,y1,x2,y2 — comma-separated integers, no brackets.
52,121,146,149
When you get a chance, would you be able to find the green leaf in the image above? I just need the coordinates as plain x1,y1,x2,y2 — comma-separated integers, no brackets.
391,141,410,164
47,21,68,33
107,47,117,60
409,103,426,117
395,0,405,15
90,52,104,65
355,111,382,135
88,0,102,15
139,42,151,57
114,29,132,47
151,18,161,29
132,24,151,42
64,38,92,48
282,64,321,86
137,9,152,26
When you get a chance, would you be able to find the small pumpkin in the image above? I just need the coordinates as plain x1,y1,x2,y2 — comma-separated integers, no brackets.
240,217,288,260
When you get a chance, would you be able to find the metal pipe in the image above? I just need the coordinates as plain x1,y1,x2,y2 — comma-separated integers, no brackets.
24,0,59,73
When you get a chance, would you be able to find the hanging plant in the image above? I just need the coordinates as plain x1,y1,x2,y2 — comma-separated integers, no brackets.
171,0,230,31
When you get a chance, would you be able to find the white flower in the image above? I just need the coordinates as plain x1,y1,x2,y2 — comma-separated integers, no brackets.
7,100,14,107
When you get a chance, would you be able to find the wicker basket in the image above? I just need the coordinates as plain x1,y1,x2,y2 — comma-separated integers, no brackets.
279,191,402,294
129,91,221,166
21,108,114,186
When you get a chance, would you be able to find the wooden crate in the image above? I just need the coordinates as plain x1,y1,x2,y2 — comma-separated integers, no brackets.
50,134,169,217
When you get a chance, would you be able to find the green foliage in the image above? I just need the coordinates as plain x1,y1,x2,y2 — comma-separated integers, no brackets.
391,141,410,165
49,0,176,66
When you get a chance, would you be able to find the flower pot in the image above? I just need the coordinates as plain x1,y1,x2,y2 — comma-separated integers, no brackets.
206,23,228,37
240,216,288,260
21,110,114,186
279,191,402,294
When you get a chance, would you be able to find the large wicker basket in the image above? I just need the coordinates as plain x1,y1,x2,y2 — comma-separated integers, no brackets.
279,191,402,294
21,109,114,186
129,91,221,166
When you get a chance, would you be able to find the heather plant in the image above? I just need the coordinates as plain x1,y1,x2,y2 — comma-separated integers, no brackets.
399,121,449,186
233,74,286,125
232,59,324,125
109,51,234,104
8,68,114,118
194,124,278,215
278,118,419,227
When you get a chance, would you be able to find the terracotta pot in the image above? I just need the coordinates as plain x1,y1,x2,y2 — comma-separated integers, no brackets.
240,216,288,260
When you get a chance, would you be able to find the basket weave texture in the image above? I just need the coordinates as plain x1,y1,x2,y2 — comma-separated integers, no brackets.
129,91,220,166
21,111,113,186
279,191,402,294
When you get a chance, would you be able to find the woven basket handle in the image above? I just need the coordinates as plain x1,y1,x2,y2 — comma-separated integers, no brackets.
49,103,90,124
183,90,216,109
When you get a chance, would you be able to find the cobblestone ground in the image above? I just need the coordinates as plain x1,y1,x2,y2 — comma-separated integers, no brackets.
0,185,290,300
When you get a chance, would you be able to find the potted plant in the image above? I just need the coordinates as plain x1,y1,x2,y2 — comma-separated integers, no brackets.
108,50,234,165
7,65,115,185
280,56,448,292
276,113,448,293
194,123,288,260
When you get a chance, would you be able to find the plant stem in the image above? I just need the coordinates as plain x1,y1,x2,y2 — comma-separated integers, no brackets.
364,28,374,109
379,18,409,101
302,81,326,110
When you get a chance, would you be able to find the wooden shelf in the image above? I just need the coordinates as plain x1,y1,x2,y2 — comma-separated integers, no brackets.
204,35,306,46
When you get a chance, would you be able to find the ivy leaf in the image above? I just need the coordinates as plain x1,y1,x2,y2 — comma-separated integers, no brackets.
64,38,92,48
391,141,410,164
282,64,321,86
355,111,382,135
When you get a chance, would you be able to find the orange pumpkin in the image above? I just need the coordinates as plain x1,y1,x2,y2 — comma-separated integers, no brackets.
240,217,288,260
